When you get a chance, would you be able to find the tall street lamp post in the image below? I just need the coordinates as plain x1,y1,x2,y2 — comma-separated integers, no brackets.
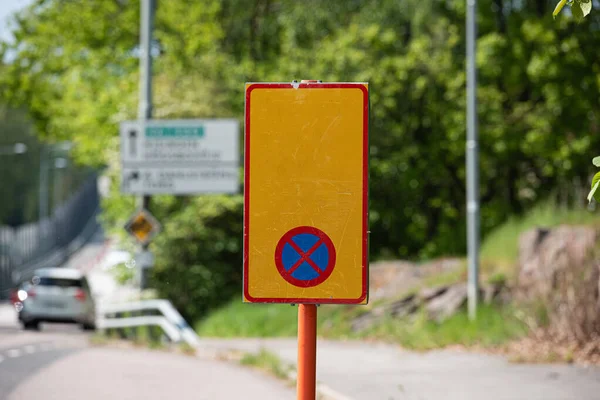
39,142,72,220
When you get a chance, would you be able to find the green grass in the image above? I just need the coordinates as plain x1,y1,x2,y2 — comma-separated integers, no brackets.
95,325,168,350
196,299,363,338
240,348,292,381
355,304,527,350
196,300,298,337
481,202,599,275
196,299,526,350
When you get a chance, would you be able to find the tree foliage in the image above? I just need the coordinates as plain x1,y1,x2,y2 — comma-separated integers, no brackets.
589,157,600,203
151,196,243,321
550,1,596,204
2,0,600,318
554,0,592,21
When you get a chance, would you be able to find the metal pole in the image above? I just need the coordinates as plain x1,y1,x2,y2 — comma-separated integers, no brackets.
139,0,153,123
39,146,49,220
466,0,479,321
52,158,68,210
138,0,154,290
296,78,322,399
297,304,317,400
53,166,60,213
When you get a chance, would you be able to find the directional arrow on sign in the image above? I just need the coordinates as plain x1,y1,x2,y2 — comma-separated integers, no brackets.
129,129,137,157
121,171,139,190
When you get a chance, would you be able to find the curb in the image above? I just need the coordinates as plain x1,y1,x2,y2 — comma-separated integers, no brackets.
285,370,353,400
316,383,354,400
206,347,355,400
196,347,354,399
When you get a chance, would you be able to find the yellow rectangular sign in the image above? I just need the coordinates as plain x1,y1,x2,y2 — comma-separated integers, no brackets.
244,82,369,304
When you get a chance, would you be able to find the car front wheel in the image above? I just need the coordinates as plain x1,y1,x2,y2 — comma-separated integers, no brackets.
81,322,96,331
22,320,40,331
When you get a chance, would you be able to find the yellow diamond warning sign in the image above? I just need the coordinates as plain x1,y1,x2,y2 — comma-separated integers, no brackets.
124,209,161,245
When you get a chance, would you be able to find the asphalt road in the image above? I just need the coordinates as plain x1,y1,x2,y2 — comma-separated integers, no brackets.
0,338,82,398
0,305,295,400
201,338,600,400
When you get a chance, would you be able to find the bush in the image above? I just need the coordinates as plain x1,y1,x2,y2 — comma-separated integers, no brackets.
150,195,243,323
112,262,135,285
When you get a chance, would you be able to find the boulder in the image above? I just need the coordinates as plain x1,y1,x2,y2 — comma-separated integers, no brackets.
368,260,418,301
350,292,421,332
517,225,600,342
389,293,420,317
351,280,509,331
482,282,504,304
517,225,598,300
425,282,467,322
350,305,386,332
369,258,463,301
419,285,448,302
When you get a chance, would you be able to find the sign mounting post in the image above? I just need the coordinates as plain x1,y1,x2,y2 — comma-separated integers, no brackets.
138,0,154,290
244,80,369,400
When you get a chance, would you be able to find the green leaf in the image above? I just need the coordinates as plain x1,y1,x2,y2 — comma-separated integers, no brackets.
579,0,592,17
572,2,585,22
593,156,600,167
589,172,600,203
553,0,568,18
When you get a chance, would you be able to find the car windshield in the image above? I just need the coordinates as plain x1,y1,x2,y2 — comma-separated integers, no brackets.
36,277,81,288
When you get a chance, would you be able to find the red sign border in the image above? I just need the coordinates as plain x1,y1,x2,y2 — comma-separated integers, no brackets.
243,82,369,304
274,226,337,288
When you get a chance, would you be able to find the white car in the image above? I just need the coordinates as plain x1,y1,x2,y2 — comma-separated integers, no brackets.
14,268,96,331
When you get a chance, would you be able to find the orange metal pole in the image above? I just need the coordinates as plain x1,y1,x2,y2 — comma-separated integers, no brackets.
298,79,320,400
297,304,317,400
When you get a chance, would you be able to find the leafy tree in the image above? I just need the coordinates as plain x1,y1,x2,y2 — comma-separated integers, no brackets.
4,0,600,319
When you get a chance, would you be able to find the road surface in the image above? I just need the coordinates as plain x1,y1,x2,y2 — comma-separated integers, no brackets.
201,338,600,400
0,304,295,400
0,229,295,400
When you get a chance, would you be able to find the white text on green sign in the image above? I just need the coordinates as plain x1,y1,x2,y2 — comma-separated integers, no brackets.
145,127,205,138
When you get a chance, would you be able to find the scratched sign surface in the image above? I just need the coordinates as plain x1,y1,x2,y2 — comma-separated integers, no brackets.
243,82,369,304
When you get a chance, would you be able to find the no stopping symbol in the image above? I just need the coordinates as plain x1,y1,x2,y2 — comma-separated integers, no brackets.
274,226,336,288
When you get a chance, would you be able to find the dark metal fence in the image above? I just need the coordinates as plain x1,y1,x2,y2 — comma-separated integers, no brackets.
0,173,100,299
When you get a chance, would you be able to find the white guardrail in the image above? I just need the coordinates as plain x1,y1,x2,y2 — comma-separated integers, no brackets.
97,299,200,347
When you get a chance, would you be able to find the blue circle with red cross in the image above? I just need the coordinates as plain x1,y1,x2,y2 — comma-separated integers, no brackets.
274,226,337,288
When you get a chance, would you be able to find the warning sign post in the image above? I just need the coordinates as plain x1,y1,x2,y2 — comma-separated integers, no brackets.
244,80,369,400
